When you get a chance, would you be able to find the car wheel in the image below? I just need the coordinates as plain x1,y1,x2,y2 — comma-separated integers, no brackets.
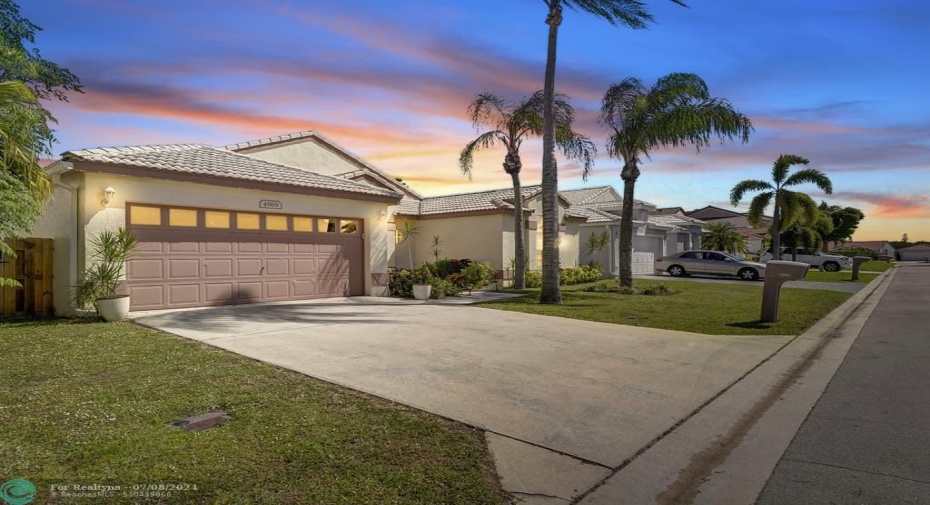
738,268,759,281
668,265,686,277
822,261,840,272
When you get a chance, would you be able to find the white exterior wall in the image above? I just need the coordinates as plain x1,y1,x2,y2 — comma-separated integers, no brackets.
899,249,930,261
393,214,507,270
26,173,79,316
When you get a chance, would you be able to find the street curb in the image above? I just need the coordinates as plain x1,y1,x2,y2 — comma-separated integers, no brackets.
573,267,897,504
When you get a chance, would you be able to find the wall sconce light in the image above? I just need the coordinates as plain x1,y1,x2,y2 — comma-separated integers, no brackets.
102,186,116,208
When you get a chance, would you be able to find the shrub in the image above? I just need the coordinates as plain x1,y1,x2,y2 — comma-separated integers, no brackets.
461,262,493,291
388,269,414,298
429,278,459,299
640,283,673,296
582,281,674,296
831,247,878,260
434,258,473,278
525,271,542,288
559,264,602,286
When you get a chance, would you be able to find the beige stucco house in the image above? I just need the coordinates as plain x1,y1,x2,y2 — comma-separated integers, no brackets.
29,130,702,315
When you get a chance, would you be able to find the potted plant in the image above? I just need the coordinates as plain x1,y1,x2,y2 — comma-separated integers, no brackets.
73,228,138,321
411,264,433,300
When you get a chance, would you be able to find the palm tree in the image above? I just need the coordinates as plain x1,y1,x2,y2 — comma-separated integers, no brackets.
701,222,748,256
780,193,833,261
602,73,752,288
460,91,595,289
730,155,833,261
538,0,688,304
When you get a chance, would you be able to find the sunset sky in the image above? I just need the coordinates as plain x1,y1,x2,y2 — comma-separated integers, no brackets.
23,0,930,241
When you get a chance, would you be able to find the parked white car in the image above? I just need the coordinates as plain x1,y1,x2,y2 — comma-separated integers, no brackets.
760,248,852,272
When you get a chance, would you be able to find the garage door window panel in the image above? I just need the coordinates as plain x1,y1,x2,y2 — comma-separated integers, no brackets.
169,208,199,227
205,211,230,229
293,217,314,232
340,220,358,234
265,215,289,231
318,218,337,233
129,205,162,226
237,213,261,230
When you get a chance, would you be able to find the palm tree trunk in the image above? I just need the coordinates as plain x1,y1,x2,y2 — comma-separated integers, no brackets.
539,0,562,304
771,199,781,261
509,162,526,290
618,162,639,288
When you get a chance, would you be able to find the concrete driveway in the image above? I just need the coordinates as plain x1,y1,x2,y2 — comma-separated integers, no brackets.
135,297,793,502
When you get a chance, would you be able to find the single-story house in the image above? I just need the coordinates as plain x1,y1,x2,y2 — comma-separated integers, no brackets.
896,244,930,262
680,205,773,256
28,130,702,315
828,240,897,258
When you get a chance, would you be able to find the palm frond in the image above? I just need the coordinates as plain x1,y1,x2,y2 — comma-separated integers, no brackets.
730,179,772,206
600,77,645,130
746,191,773,228
563,0,685,29
783,167,833,194
459,130,505,178
771,154,809,185
466,93,511,131
555,130,597,180
639,97,753,153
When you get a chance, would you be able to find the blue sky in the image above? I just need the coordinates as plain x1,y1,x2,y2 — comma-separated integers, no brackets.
22,0,930,240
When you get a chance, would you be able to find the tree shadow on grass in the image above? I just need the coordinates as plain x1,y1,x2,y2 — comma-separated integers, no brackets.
726,320,774,330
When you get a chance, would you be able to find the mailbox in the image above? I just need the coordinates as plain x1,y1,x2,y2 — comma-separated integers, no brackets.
851,256,870,281
761,261,810,322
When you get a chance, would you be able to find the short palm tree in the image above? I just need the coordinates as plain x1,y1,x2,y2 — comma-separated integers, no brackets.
601,72,752,288
730,155,833,260
460,91,595,289
780,193,834,260
701,222,748,256
538,0,688,304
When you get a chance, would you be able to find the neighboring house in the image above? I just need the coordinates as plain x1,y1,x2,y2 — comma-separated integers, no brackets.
29,130,702,315
896,244,930,262
683,205,772,256
829,240,897,258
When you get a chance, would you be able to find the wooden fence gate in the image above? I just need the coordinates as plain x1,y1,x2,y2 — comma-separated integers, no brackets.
1,238,54,318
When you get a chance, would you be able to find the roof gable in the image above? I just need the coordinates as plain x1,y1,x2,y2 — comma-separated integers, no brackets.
687,205,744,220
226,130,421,200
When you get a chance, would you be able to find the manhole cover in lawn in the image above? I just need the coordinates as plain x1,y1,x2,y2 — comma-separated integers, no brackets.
170,412,230,431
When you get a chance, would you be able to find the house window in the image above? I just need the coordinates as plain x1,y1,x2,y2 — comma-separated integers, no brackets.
318,218,336,233
293,217,313,232
340,220,358,234
265,215,289,231
237,213,260,230
129,205,162,226
205,211,230,229
169,208,198,227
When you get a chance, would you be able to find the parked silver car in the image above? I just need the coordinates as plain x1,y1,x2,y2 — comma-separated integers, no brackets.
655,250,767,281
759,248,852,272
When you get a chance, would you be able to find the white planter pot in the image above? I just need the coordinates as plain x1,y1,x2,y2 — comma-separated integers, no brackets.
96,296,131,322
412,284,432,300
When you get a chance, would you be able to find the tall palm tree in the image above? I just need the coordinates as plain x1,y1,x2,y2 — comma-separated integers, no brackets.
730,155,833,261
602,73,752,288
538,0,687,304
460,91,596,289
780,193,833,260
701,221,748,256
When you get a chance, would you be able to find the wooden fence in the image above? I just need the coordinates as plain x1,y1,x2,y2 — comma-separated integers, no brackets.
1,238,54,318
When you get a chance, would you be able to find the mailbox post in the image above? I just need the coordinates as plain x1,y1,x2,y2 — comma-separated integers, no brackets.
851,256,870,281
761,261,810,323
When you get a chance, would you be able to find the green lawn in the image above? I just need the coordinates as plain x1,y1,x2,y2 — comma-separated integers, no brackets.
481,280,849,335
858,260,895,272
0,320,504,504
802,270,880,283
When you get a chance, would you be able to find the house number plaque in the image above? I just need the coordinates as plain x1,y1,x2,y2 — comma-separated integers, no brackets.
259,200,283,210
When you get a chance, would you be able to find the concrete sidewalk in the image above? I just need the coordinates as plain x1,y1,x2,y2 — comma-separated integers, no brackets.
757,263,930,504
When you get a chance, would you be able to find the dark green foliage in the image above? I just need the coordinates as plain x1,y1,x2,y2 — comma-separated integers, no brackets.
583,280,673,295
461,262,493,291
433,258,474,279
830,247,878,260
559,264,602,285
818,202,865,246
525,271,543,288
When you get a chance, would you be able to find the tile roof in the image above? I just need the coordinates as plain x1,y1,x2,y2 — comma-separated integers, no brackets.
560,186,614,205
835,241,890,251
398,186,543,216
63,144,402,199
566,206,618,223
224,130,422,199
648,214,705,227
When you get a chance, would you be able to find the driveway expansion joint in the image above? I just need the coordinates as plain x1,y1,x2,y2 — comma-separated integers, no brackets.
487,430,612,470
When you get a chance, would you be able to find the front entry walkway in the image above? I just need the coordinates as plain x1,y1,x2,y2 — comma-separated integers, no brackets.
135,296,794,502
